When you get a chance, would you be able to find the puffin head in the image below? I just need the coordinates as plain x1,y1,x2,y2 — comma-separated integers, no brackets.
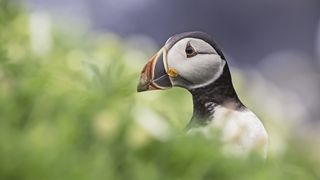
137,31,228,92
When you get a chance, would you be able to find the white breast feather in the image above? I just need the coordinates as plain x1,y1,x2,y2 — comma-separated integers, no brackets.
188,106,269,158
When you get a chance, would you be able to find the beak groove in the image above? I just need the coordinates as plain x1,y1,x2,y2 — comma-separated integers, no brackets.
137,48,172,92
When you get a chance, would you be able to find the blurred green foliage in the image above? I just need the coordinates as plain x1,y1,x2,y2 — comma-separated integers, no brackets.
0,1,319,179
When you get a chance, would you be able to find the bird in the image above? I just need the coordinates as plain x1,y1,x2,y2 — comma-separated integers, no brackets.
137,31,268,157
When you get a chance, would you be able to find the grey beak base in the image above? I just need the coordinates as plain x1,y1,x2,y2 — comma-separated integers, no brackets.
137,48,172,92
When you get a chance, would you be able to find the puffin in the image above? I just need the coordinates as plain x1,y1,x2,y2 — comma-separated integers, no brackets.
137,31,268,157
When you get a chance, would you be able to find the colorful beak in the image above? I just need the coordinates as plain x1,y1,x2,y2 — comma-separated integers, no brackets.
137,48,172,92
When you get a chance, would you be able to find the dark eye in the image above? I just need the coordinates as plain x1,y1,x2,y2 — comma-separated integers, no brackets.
185,42,197,58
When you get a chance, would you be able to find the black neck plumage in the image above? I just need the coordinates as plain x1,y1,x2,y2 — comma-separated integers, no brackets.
186,64,245,128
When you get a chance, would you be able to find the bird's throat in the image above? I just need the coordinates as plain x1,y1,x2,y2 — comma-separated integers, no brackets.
187,65,244,129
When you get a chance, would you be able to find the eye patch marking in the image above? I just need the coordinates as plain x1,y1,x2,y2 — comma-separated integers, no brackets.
185,41,216,58
185,42,197,58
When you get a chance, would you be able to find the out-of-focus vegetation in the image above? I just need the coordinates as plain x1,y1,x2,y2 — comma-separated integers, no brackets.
0,1,319,179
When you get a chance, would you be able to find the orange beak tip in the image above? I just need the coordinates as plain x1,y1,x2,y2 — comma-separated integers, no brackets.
137,84,147,92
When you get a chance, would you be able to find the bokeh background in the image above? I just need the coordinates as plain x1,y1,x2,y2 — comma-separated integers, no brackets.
1,0,320,179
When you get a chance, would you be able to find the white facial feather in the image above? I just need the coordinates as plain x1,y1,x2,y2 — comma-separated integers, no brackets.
166,38,226,89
